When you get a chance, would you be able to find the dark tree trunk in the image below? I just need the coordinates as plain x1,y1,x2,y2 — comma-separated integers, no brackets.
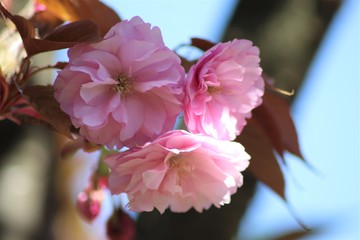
136,173,257,240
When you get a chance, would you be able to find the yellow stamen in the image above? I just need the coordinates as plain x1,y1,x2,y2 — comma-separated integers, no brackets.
168,154,182,169
112,74,133,96
207,86,221,94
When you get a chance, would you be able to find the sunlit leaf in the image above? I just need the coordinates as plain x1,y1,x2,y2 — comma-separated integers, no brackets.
0,4,35,55
0,4,101,56
37,0,121,36
30,10,63,37
36,0,77,21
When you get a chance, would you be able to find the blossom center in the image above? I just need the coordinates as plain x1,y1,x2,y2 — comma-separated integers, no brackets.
207,85,222,94
168,154,183,169
112,74,133,96
168,154,193,176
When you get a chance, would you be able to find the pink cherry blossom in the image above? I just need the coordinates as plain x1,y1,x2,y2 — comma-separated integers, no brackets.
184,39,264,140
104,130,250,213
54,16,185,149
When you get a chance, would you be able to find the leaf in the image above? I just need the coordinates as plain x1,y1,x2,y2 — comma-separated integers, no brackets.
179,56,195,72
0,75,9,109
28,20,101,56
11,113,50,127
22,20,101,56
30,9,64,38
60,138,101,160
253,90,304,160
272,228,316,240
0,4,35,45
235,86,305,201
0,4,101,56
191,37,216,52
37,0,121,36
43,20,100,42
23,85,75,139
236,120,286,199
53,61,68,69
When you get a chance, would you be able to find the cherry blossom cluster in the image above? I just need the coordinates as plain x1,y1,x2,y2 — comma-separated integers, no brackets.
54,16,264,213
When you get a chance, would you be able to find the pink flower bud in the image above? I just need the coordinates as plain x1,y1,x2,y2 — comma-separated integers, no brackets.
107,208,135,240
76,189,104,222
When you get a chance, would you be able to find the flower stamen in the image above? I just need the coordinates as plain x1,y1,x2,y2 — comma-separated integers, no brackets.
112,74,133,96
168,154,194,177
207,86,222,94
168,154,182,169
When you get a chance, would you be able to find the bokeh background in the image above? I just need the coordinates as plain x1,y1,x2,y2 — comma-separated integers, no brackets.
0,0,358,239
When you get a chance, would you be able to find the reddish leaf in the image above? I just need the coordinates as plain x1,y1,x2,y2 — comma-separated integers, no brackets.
179,56,195,72
237,120,286,199
0,4,101,56
252,94,284,159
28,20,101,56
30,10,64,37
53,61,68,69
1,76,42,124
37,0,121,36
23,85,75,139
253,90,304,160
0,75,9,109
272,228,316,240
60,138,101,160
9,97,43,120
235,80,305,201
191,37,216,52
11,112,50,126
0,4,35,40
43,20,100,42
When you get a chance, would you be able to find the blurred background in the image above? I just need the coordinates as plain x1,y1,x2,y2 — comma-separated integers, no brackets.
0,0,358,239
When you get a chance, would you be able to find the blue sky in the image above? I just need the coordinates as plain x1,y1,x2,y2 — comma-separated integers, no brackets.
239,0,359,239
